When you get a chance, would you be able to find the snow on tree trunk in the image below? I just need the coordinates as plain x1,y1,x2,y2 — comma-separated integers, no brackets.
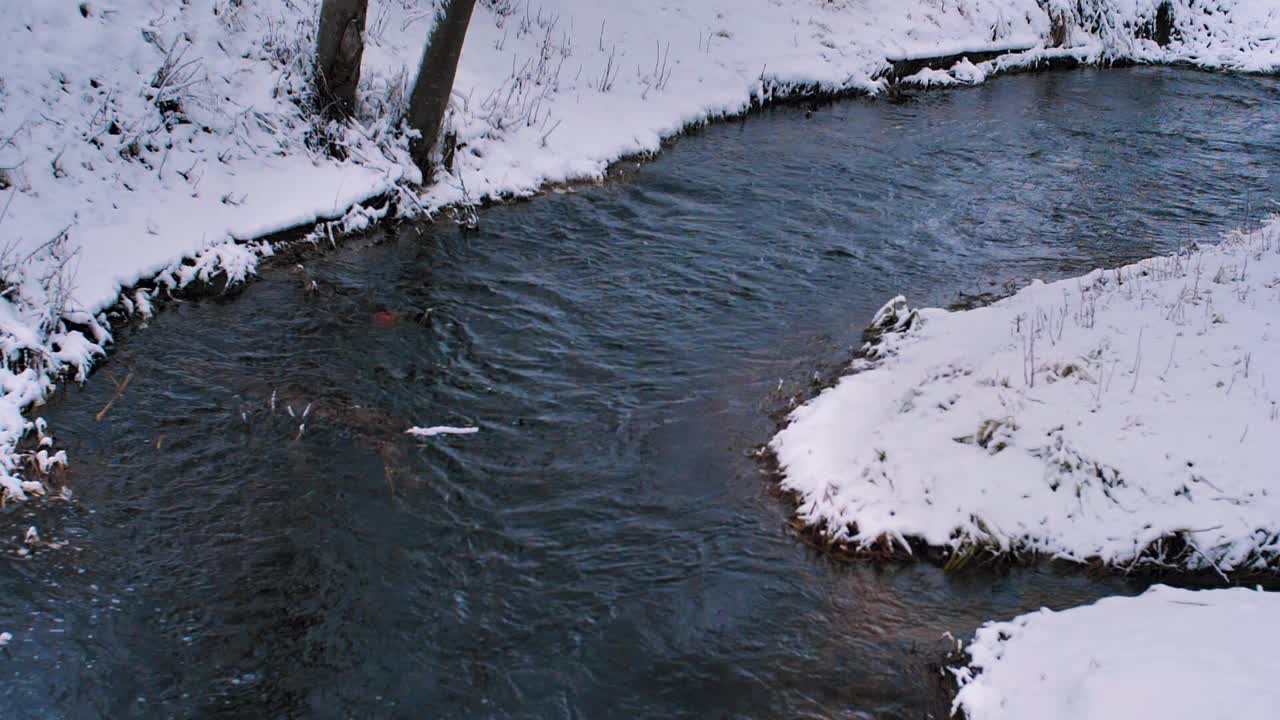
315,0,368,118
406,0,477,181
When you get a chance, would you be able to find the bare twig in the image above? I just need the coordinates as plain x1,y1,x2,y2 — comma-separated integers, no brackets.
95,371,133,421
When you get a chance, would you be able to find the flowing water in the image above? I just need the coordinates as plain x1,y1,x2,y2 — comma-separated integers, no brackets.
4,67,1280,719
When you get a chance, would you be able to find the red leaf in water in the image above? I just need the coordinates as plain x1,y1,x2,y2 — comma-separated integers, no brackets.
373,310,401,328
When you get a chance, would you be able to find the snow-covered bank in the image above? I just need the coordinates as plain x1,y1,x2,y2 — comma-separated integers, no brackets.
771,217,1280,573
1,0,1278,502
951,585,1280,720
902,0,1280,88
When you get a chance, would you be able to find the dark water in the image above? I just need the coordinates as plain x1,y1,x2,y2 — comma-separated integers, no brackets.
4,67,1280,718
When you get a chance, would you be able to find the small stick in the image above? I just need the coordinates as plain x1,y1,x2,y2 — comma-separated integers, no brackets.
95,371,133,421
1129,327,1144,394
1161,337,1177,379
1185,536,1230,584
0,187,18,228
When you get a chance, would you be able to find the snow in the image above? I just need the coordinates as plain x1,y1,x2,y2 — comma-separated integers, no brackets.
951,584,1280,720
1040,0,1280,72
916,0,1280,86
771,217,1280,572
0,0,1276,505
406,425,480,437
904,59,989,87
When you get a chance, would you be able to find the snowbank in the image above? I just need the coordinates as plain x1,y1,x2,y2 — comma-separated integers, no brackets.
952,584,1280,720
0,0,1277,501
1041,0,1280,71
905,0,1280,88
771,217,1280,573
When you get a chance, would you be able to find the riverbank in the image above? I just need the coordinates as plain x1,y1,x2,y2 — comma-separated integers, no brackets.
952,585,1280,720
771,216,1280,574
0,1,1277,503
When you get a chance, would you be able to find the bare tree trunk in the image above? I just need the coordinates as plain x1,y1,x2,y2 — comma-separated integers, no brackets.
315,0,368,118
406,0,477,181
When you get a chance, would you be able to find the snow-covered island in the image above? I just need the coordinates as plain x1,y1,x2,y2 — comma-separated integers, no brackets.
771,218,1280,574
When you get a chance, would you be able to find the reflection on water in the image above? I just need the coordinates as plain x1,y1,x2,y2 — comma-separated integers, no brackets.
4,67,1279,718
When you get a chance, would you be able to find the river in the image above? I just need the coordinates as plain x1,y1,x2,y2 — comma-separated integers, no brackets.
4,67,1279,718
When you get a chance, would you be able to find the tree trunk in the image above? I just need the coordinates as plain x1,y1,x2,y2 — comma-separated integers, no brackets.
1154,1,1175,47
406,0,477,181
315,0,368,119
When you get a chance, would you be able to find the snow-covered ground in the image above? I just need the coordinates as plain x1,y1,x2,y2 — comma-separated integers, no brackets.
772,217,1280,573
951,584,1280,720
0,0,1277,502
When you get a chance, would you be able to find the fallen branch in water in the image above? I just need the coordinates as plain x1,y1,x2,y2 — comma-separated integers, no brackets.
95,371,133,421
